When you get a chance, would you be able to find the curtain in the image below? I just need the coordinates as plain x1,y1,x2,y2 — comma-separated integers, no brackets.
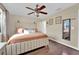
2,10,7,42
0,8,7,42
0,8,2,42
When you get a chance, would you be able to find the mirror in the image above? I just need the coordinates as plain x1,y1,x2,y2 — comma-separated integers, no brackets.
62,19,71,40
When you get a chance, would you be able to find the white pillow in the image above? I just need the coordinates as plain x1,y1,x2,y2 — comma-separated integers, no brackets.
24,30,29,34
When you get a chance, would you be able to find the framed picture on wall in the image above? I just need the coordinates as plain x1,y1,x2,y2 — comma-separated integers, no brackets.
47,18,54,25
55,16,62,24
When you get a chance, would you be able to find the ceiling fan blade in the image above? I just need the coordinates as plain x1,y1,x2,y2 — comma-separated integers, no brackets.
27,12,35,15
39,11,48,15
26,7,35,11
37,5,46,10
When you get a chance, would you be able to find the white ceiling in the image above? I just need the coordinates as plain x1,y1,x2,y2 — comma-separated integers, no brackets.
3,3,77,20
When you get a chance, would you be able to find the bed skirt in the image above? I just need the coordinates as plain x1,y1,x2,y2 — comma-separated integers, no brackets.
6,38,49,55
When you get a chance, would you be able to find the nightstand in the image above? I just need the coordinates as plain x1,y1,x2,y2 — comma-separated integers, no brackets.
0,42,7,55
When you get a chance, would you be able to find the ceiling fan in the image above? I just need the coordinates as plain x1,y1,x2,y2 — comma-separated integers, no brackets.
26,4,48,17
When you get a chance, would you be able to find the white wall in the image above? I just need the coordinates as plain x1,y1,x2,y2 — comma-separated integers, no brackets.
46,4,79,49
7,14,35,37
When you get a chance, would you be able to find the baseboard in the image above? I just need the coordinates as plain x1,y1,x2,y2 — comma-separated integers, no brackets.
50,39,79,51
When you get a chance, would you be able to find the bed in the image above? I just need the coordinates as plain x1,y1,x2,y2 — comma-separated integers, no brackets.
6,32,49,55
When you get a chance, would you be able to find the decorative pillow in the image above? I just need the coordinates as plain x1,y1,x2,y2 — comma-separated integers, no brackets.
17,28,24,34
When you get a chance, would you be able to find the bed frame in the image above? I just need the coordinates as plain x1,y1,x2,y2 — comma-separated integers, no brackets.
6,38,49,55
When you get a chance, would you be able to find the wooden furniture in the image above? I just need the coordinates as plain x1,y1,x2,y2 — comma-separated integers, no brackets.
0,42,6,55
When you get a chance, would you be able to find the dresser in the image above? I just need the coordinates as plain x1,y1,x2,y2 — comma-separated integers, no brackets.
0,42,6,55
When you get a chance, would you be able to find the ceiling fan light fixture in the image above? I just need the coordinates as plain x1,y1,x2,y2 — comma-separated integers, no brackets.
26,4,48,17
